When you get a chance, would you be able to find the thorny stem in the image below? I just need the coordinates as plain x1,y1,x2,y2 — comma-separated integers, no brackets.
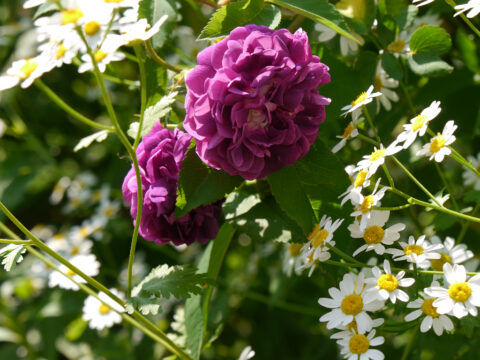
34,79,114,131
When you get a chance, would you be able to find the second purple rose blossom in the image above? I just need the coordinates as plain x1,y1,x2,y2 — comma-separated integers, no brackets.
122,123,222,246
185,25,331,180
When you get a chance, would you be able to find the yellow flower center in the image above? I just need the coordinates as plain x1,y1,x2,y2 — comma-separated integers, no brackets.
94,50,108,62
351,92,367,107
104,0,124,2
363,226,385,244
288,243,303,257
411,114,427,132
343,123,354,138
61,8,84,25
71,246,80,256
312,229,329,248
103,206,115,217
349,334,370,354
354,170,368,188
56,43,67,59
388,39,405,52
66,269,75,276
98,304,111,314
369,148,385,162
431,253,452,271
404,244,423,256
374,75,382,92
448,282,472,302
430,134,446,153
341,294,363,315
19,59,37,79
377,273,398,292
84,21,101,36
421,298,440,318
360,195,374,214
79,226,90,238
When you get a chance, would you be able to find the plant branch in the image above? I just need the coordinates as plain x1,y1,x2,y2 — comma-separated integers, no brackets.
145,39,181,73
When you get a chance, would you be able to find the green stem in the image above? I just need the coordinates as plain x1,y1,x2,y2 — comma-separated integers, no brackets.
25,245,192,360
133,45,147,150
357,132,379,146
0,239,32,245
77,28,144,299
362,105,381,143
34,79,114,131
434,162,459,210
372,204,412,211
401,326,419,360
457,203,480,243
391,156,442,207
0,222,20,239
445,0,480,38
407,197,480,224
400,82,416,115
326,243,364,266
145,39,181,73
103,73,140,87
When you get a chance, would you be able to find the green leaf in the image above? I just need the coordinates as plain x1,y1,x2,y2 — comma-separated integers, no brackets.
206,223,235,280
395,5,417,31
409,25,452,56
144,56,168,108
463,190,480,204
382,52,403,80
225,192,311,243
268,165,316,234
127,91,177,139
175,148,243,218
407,53,454,77
73,130,109,152
267,0,358,43
199,0,281,40
138,0,177,49
126,264,210,314
33,2,60,20
0,244,26,272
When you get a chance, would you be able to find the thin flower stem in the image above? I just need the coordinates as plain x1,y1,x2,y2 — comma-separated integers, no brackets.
362,105,381,143
0,204,189,358
34,79,114,131
145,39,181,73
103,73,140,87
357,132,379,146
25,245,193,360
77,29,144,299
445,0,480,38
133,45,147,150
326,243,364,266
372,204,412,211
0,238,33,245
434,162,459,210
401,326,419,360
457,203,480,243
287,15,305,32
391,156,442,207
407,197,480,224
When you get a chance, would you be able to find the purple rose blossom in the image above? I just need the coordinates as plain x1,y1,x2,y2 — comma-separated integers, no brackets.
122,123,222,246
184,25,331,180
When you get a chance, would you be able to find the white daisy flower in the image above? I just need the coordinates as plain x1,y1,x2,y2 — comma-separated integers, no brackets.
282,242,304,277
341,85,382,116
94,199,121,226
332,110,364,153
387,235,442,269
350,179,388,231
78,34,125,73
38,35,84,70
238,345,255,360
82,288,125,330
349,210,405,256
34,0,89,31
417,120,457,162
117,15,168,45
69,220,102,242
79,4,115,50
103,0,139,10
455,0,480,18
0,55,49,91
374,62,399,113
425,263,480,318
462,153,480,190
45,232,69,253
396,101,442,149
387,31,411,58
429,236,474,271
48,254,100,291
405,283,454,336
339,33,365,57
355,143,402,176
339,166,372,206
298,215,344,276
412,0,435,7
24,0,47,8
314,22,336,42
337,329,385,360
330,318,384,341
318,273,384,334
364,260,415,304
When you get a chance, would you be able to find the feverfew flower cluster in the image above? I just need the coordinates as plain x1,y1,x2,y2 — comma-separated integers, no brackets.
0,0,167,91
